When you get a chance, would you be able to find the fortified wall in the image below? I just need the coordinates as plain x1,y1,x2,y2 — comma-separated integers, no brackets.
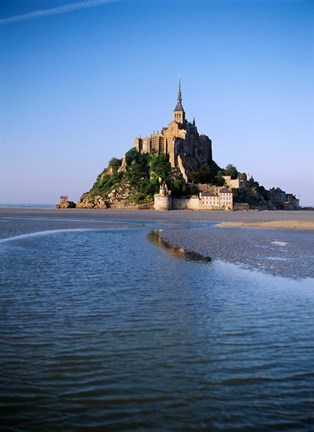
154,184,234,211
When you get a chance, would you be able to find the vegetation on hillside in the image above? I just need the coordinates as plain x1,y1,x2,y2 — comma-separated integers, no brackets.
189,160,223,185
80,149,190,205
234,176,269,208
80,149,276,208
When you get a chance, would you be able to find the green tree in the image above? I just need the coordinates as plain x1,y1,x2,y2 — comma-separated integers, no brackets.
215,175,225,186
189,161,222,185
149,153,171,180
224,164,238,179
108,157,121,172
170,175,187,196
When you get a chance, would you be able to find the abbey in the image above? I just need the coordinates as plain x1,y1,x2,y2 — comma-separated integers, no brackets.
135,81,213,180
75,81,300,210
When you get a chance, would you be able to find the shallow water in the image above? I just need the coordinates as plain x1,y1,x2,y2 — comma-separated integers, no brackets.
1,225,314,431
157,224,314,279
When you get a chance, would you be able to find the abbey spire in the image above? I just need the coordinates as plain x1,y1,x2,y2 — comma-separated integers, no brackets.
135,80,212,170
173,79,185,123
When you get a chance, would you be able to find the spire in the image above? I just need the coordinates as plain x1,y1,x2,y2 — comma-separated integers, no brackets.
174,78,185,114
178,78,182,103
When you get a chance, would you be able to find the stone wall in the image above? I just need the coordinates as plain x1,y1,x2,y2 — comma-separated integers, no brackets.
154,195,172,211
177,155,188,182
223,176,240,189
172,198,190,210
156,195,232,211
233,203,250,211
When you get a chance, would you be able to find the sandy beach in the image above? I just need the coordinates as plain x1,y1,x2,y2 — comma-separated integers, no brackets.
218,220,314,230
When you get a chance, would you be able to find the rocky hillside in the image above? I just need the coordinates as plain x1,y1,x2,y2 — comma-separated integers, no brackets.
76,148,296,210
77,149,193,209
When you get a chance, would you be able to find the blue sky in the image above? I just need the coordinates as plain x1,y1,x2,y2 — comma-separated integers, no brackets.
0,0,313,205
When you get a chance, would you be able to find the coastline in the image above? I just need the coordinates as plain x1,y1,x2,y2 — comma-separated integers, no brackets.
1,207,314,221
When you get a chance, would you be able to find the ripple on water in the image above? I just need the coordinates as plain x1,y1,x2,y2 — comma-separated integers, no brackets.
0,228,314,431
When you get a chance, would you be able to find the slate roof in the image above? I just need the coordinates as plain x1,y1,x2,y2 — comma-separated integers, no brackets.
174,100,184,112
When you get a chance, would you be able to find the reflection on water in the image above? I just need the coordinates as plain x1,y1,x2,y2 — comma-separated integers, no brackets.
157,226,314,280
0,228,314,432
148,230,212,262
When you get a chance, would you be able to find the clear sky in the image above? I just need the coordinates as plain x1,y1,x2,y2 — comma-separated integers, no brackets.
1,0,313,206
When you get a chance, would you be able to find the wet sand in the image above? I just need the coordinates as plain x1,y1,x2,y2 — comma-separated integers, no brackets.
156,225,314,279
1,208,313,279
0,207,314,238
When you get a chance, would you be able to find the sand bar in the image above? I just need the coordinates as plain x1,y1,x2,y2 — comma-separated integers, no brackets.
218,220,314,230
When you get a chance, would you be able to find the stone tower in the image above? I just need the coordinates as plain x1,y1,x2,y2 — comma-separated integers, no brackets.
135,81,212,177
173,79,185,124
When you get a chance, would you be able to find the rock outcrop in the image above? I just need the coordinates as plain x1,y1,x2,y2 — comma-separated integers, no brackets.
76,195,109,209
56,195,76,208
77,183,141,209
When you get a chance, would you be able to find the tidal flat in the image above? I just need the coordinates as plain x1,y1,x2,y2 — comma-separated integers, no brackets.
156,225,314,279
0,208,313,279
1,207,314,234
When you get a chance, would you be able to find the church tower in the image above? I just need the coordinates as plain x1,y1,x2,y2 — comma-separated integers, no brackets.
173,79,185,124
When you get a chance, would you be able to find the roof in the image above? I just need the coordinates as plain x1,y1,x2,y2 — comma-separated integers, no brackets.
174,100,184,112
174,79,185,112
202,192,218,197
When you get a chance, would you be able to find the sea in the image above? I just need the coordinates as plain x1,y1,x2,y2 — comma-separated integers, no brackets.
0,215,314,431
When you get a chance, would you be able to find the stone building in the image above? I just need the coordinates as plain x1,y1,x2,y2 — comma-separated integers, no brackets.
135,81,212,178
223,176,246,190
154,186,233,211
268,188,299,210
200,187,233,210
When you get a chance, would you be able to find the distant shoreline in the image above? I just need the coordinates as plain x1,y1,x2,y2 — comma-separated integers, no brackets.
0,204,54,209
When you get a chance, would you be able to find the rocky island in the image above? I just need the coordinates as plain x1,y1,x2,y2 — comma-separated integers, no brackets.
67,82,299,211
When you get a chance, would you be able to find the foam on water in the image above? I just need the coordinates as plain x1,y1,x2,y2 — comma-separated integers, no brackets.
271,240,288,247
0,228,98,244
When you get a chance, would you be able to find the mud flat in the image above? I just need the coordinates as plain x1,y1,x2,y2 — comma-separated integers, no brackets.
1,209,314,225
156,224,314,280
